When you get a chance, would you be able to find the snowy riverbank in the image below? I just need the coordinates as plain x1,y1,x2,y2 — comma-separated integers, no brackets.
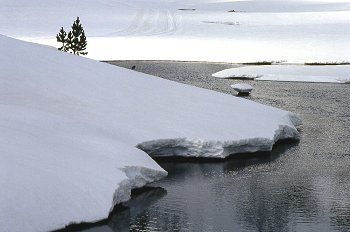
1,35,301,232
106,60,350,232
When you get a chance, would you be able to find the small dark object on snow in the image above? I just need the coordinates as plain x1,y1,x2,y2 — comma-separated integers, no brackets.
131,65,136,70
228,10,235,12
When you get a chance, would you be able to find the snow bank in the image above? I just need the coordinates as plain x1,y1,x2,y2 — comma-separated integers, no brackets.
213,65,350,83
1,0,349,63
0,35,301,231
0,36,167,232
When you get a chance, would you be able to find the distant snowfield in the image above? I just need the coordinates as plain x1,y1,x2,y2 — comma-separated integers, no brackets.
0,35,301,232
1,0,349,62
213,65,350,83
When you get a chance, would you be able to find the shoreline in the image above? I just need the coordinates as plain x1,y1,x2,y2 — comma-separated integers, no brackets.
53,59,350,232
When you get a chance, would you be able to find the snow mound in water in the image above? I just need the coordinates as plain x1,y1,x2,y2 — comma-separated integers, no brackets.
0,35,301,232
213,65,350,83
231,83,253,93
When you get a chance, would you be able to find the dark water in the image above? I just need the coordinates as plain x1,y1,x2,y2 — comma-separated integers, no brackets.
86,61,350,232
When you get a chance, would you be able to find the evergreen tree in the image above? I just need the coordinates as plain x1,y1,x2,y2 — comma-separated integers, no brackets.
66,31,74,53
56,27,68,52
70,17,88,56
56,17,88,56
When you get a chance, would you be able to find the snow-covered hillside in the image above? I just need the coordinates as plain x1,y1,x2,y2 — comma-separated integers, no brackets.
1,0,349,62
0,35,301,231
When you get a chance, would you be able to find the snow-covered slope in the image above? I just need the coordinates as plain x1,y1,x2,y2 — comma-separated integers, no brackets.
0,36,168,232
0,35,301,231
1,0,349,62
213,65,350,83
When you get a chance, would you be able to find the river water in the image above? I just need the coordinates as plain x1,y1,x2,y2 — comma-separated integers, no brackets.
86,61,350,232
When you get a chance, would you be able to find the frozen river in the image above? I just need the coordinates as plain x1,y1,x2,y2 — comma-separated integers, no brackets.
83,61,350,232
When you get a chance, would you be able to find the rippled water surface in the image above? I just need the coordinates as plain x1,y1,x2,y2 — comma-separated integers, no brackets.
87,61,350,232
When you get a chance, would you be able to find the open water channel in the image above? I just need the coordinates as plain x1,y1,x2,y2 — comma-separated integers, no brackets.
81,61,350,232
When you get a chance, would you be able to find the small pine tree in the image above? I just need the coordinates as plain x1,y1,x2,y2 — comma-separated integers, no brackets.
66,31,74,53
56,17,88,56
56,27,68,52
70,17,88,56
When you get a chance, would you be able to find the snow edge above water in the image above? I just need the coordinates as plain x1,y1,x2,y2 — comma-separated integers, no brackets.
137,112,302,159
113,166,167,206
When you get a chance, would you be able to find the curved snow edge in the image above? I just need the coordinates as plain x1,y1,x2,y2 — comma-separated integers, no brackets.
112,166,168,211
137,113,302,159
212,73,260,79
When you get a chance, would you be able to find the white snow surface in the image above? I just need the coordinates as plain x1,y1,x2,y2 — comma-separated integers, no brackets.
213,65,350,83
231,83,254,92
1,35,302,231
1,0,349,62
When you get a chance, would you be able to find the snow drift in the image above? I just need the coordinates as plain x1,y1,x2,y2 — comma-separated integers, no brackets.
213,65,350,83
0,35,301,232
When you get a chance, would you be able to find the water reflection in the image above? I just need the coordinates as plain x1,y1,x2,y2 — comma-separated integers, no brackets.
235,179,321,232
331,203,350,232
143,162,348,232
131,140,350,231
109,187,167,232
80,187,167,232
